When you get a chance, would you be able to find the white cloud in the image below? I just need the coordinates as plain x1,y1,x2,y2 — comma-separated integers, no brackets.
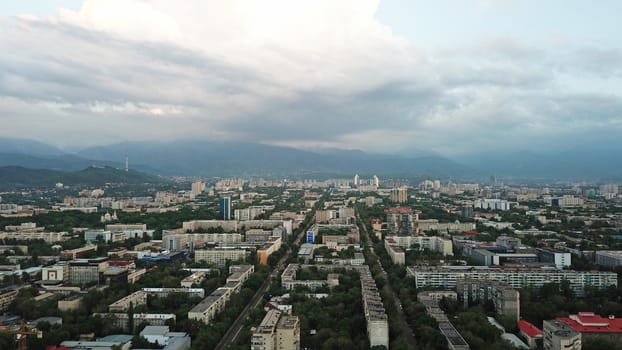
0,0,621,155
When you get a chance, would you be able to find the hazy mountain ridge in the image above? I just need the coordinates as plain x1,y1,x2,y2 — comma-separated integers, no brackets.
76,140,477,178
0,165,166,190
0,137,620,180
0,138,65,156
458,148,622,180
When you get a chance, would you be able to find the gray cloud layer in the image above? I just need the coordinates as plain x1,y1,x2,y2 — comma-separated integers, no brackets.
0,1,621,155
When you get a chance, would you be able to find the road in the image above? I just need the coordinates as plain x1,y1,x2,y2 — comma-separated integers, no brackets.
214,216,315,349
356,210,418,349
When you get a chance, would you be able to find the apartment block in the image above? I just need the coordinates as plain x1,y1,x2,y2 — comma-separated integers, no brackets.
84,230,126,243
280,264,333,291
456,279,520,321
495,236,522,251
140,326,191,350
94,313,176,332
358,265,389,349
251,309,301,350
127,268,147,284
194,248,249,267
536,248,571,269
416,220,476,234
245,229,275,244
109,291,147,312
0,288,18,312
257,236,282,265
163,232,243,251
58,294,83,312
61,245,98,260
385,235,454,256
187,287,233,324
545,195,584,208
227,265,255,284
386,207,416,235
390,187,408,203
181,272,205,287
105,223,147,231
553,312,622,345
234,206,273,221
418,291,469,350
595,251,622,267
407,266,617,297
180,219,293,237
543,320,581,350
188,266,251,325
0,231,68,244
143,288,205,298
384,238,406,265
473,199,513,211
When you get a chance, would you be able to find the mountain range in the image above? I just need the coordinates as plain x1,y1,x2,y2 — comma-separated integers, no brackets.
0,165,164,190
0,137,620,182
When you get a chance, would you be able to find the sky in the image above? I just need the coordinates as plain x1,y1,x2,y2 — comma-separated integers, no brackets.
1,0,621,155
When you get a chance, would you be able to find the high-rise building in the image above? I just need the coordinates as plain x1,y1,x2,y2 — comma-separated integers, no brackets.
390,187,407,204
373,175,379,187
191,180,206,197
599,183,619,195
353,174,360,187
385,208,416,235
219,197,231,220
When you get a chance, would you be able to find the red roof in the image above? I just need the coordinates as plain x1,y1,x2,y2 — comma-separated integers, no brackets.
108,259,134,267
557,312,622,333
386,207,413,213
463,230,477,235
518,320,543,337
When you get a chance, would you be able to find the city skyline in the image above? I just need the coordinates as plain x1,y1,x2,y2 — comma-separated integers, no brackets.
1,0,621,156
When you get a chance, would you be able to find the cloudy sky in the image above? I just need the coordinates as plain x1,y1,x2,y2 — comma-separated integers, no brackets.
1,0,621,155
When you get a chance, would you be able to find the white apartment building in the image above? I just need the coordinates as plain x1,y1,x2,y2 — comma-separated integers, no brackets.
251,309,301,350
194,248,249,267
187,287,233,324
142,288,205,298
163,232,243,251
407,266,617,297
181,272,206,287
385,235,454,256
384,238,406,265
473,198,513,211
595,251,622,267
109,291,147,312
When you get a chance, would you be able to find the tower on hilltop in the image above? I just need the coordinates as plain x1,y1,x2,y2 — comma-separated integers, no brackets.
124,147,129,172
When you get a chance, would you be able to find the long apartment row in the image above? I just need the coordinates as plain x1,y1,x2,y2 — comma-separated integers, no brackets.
93,265,255,331
280,263,389,349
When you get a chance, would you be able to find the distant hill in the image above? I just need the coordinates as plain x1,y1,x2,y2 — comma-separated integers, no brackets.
0,137,65,156
2,137,620,180
458,147,622,181
0,166,64,189
0,165,166,190
58,166,165,186
76,140,479,178
0,152,116,171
